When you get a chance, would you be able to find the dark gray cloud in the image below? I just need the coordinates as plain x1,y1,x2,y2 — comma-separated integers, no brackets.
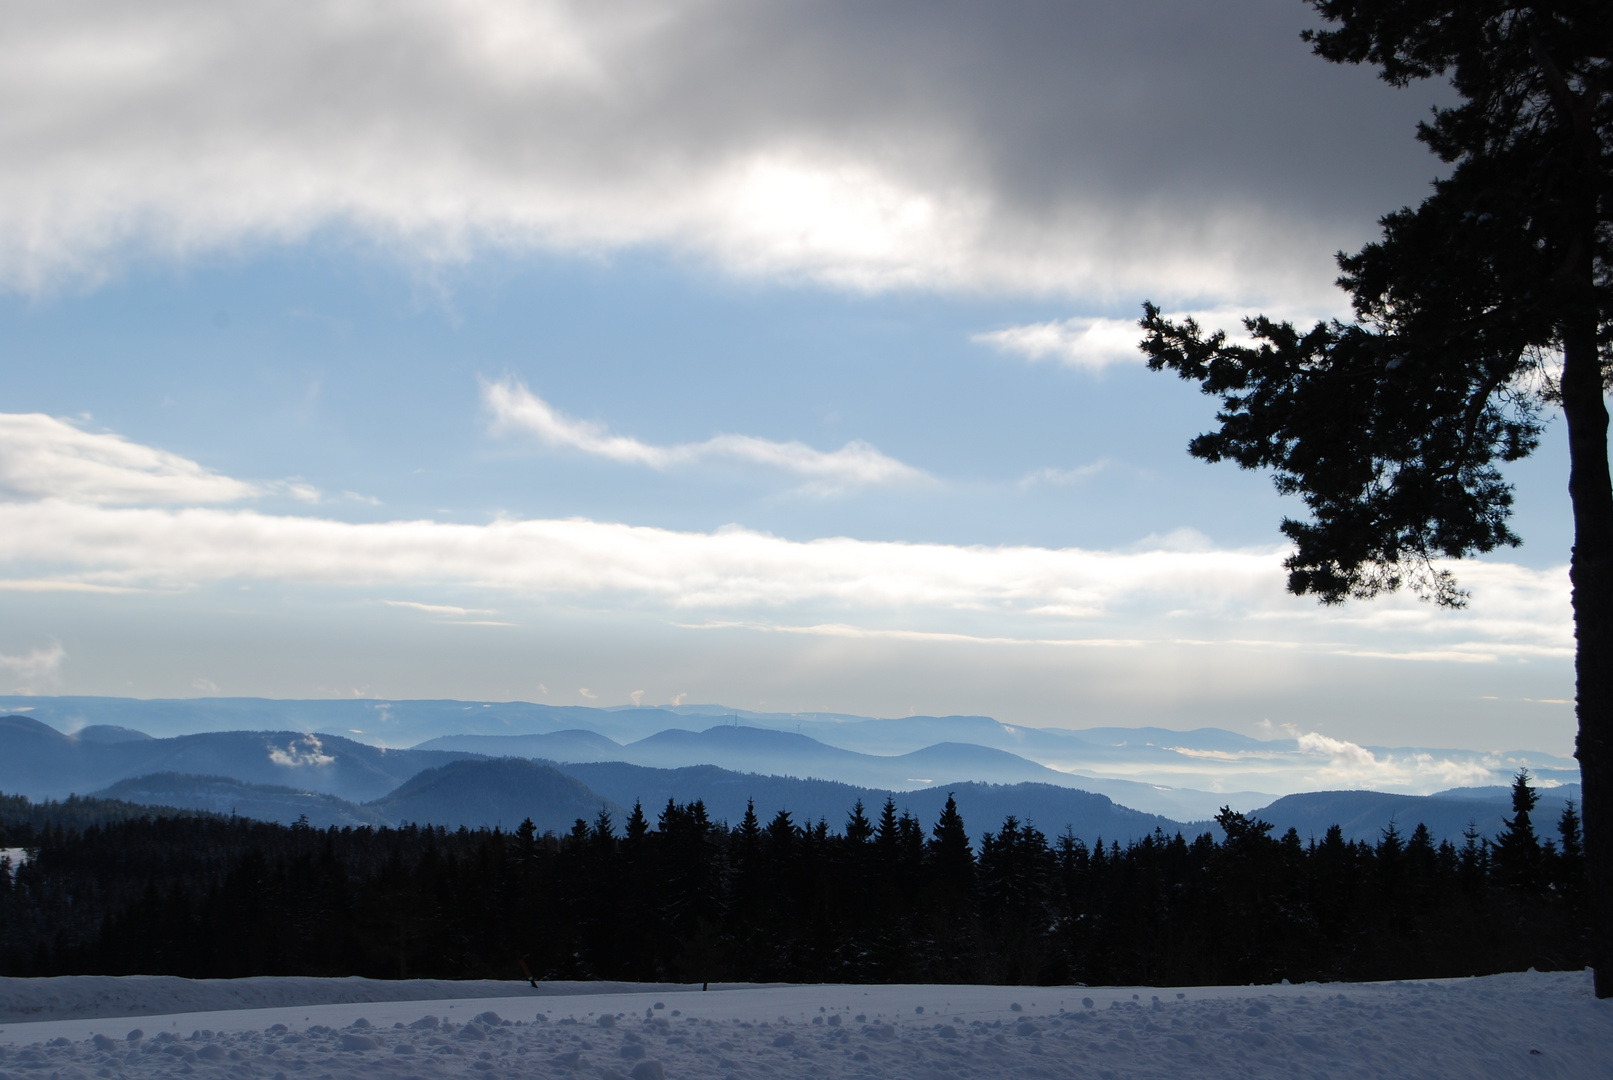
0,0,1445,306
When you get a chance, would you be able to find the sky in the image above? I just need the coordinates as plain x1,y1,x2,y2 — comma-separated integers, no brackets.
0,0,1587,756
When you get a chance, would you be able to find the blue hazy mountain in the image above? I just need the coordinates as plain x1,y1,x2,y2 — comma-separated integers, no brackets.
3,696,1584,835
368,759,626,833
1251,785,1584,846
417,728,626,760
416,725,1269,819
2,696,1579,795
94,772,391,829
0,714,474,801
553,760,1195,841
72,757,1186,840
0,697,706,747
87,761,622,834
4,711,1249,823
74,725,156,744
421,726,1062,786
65,754,1582,849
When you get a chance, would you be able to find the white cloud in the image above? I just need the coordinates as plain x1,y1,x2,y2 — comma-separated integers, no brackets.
384,600,494,618
267,733,336,768
1295,731,1497,789
0,1,1438,304
0,413,328,508
0,497,1574,668
975,307,1315,372
0,498,1289,615
0,578,142,593
975,317,1149,372
0,413,257,504
0,642,65,680
483,378,929,490
0,420,1574,674
1017,459,1113,489
269,481,324,504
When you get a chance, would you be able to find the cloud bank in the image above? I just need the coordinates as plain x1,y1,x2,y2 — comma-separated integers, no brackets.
0,413,1570,669
0,413,256,505
483,378,928,490
0,0,1440,306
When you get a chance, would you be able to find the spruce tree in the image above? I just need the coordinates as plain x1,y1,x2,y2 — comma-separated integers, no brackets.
1493,770,1543,888
736,798,761,851
1559,798,1586,890
874,797,901,855
845,799,873,843
624,800,649,844
928,793,975,889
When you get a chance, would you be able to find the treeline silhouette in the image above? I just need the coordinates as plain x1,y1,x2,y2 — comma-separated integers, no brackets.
0,773,1588,986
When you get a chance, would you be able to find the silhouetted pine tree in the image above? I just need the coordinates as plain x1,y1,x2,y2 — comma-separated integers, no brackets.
1493,771,1543,890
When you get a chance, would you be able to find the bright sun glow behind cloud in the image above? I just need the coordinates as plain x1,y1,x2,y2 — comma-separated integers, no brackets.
0,0,1431,308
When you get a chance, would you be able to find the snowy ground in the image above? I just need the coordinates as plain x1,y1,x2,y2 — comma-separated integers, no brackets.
0,972,1608,1080
0,979,727,1026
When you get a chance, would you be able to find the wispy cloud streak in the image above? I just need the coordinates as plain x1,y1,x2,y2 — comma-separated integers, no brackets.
483,378,929,491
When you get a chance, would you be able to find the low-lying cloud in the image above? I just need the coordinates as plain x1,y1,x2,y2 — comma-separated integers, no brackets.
267,733,336,768
1295,731,1500,789
0,642,65,681
484,378,928,491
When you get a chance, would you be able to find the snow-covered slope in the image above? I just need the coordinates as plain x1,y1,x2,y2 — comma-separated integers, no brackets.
0,972,1605,1079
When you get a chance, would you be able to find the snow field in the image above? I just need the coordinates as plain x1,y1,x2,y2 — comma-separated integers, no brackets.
0,980,721,1027
0,971,1607,1080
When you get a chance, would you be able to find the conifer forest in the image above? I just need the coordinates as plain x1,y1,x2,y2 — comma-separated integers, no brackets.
0,776,1589,987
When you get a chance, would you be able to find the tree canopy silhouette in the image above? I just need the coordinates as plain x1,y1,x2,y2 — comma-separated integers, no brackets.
1139,1,1611,995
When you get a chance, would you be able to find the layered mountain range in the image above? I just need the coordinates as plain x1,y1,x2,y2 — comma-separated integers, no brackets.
0,702,1585,846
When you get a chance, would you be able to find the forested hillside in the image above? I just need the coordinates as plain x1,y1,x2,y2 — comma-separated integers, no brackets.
0,776,1588,986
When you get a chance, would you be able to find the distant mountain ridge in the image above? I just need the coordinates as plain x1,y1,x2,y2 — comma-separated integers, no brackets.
369,759,624,832
36,758,1580,850
95,773,390,828
1255,786,1585,848
0,714,474,802
1,696,1580,799
417,724,1271,819
3,704,1585,847
69,759,1188,842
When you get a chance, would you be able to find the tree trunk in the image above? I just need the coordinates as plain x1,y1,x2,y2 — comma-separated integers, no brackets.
1561,296,1613,998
